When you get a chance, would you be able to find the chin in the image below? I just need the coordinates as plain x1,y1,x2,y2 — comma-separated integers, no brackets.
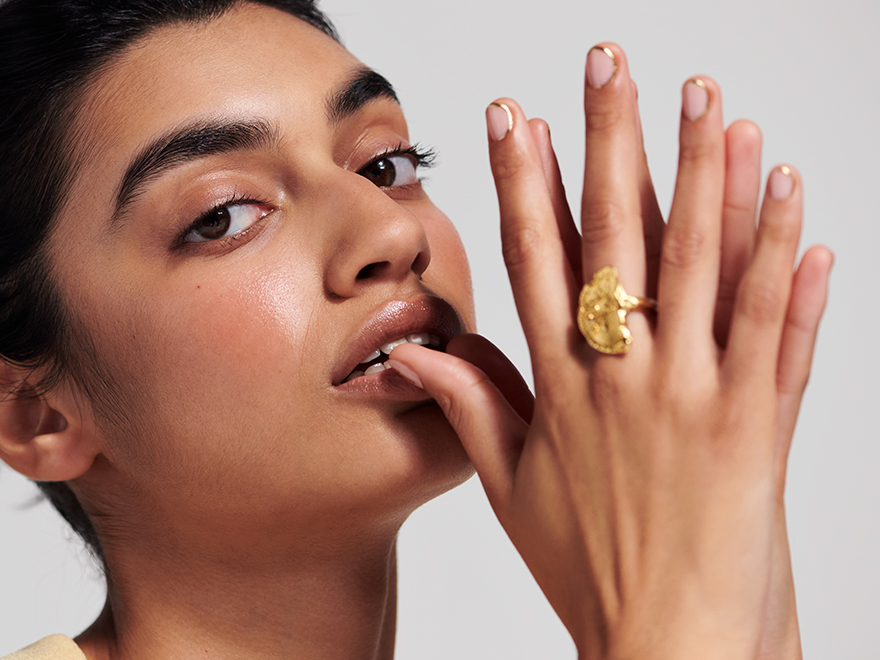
364,401,475,522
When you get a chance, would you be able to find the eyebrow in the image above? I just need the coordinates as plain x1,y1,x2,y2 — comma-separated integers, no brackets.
112,119,280,225
110,67,399,226
326,68,399,126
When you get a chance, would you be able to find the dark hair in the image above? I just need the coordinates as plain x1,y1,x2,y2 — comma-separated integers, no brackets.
0,0,338,568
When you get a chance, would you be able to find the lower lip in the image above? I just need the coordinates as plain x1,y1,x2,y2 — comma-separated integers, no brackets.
332,366,432,401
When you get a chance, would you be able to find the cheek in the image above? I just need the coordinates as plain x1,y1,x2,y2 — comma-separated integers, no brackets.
421,207,476,331
85,256,322,474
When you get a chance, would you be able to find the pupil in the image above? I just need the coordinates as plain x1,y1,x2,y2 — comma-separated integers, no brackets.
200,208,231,239
364,158,396,187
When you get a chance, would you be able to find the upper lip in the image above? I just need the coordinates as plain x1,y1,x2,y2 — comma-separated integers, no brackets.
332,294,464,386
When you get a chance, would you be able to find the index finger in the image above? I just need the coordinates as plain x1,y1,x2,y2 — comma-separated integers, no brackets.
487,99,579,379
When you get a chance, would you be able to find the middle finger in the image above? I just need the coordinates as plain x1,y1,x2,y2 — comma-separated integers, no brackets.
580,43,647,294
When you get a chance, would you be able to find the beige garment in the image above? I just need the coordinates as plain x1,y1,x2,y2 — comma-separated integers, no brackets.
1,635,86,660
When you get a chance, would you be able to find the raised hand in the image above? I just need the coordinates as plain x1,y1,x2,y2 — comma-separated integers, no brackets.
390,43,831,659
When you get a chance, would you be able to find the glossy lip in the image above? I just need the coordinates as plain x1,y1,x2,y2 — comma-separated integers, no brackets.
331,294,464,389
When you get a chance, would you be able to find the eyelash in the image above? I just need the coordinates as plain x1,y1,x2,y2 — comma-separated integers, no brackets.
175,192,270,248
370,142,437,172
175,143,438,250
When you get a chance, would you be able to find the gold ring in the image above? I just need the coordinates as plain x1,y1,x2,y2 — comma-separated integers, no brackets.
577,266,657,354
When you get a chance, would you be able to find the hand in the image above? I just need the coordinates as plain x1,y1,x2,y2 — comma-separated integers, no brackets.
390,43,831,659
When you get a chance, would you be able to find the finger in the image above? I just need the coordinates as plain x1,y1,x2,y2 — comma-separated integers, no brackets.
633,80,666,300
528,117,583,281
447,333,535,424
487,99,579,379
656,76,726,359
773,245,833,484
581,43,647,293
715,120,762,347
725,166,804,384
388,342,527,504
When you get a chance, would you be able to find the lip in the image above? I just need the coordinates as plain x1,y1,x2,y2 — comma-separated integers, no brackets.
331,294,464,389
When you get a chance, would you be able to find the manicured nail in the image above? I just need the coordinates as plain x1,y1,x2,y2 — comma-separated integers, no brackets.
768,165,794,201
586,46,617,89
486,102,513,142
387,359,424,389
682,78,709,121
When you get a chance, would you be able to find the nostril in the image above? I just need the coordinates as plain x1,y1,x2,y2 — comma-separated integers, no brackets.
356,262,385,280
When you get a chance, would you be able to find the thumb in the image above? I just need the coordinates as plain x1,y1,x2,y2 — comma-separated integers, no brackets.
388,339,527,504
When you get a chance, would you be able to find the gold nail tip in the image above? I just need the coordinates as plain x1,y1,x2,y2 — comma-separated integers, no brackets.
487,101,514,132
685,77,708,90
777,165,793,176
589,45,616,59
586,46,618,89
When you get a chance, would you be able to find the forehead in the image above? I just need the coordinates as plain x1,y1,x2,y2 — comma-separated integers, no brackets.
68,3,360,202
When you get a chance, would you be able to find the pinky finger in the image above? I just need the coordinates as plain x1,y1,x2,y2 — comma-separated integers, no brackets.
774,245,833,477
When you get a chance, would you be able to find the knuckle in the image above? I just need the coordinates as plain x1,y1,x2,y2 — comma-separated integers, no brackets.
501,222,545,272
661,225,709,270
736,279,785,326
580,194,626,246
437,370,488,431
678,138,719,168
777,365,810,398
584,104,627,134
491,151,529,183
723,198,756,219
760,214,800,248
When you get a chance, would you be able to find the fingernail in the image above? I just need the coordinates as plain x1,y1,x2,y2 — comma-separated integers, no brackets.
586,46,617,89
486,102,513,142
682,78,709,121
387,359,424,389
768,165,794,201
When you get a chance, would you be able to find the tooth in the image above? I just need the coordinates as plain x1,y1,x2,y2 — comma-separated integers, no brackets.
406,333,430,345
362,349,381,363
364,362,388,375
380,338,408,355
344,371,365,383
429,335,441,347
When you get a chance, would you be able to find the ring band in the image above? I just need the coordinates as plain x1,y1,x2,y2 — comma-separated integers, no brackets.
577,266,657,354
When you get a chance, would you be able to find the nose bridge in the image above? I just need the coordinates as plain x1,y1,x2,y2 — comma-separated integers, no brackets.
321,171,430,298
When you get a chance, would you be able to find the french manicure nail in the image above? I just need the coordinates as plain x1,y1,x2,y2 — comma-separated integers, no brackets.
682,79,709,121
486,102,513,142
768,166,794,201
586,46,617,89
387,359,424,389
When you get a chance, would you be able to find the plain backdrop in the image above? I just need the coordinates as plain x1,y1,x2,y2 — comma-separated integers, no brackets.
2,0,878,657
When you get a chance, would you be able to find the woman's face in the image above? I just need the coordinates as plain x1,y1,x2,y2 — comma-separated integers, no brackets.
50,3,476,549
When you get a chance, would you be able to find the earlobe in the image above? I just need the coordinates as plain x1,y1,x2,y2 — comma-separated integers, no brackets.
0,364,98,482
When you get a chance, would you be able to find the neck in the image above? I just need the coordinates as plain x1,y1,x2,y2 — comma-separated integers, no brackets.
76,534,400,660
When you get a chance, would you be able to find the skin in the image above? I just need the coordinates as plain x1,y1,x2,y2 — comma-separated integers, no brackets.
392,46,831,660
4,5,475,659
0,5,832,660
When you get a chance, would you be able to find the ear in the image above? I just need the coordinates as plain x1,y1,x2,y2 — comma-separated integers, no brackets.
0,362,100,482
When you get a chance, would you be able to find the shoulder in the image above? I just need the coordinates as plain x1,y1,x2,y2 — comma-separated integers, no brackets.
1,636,86,660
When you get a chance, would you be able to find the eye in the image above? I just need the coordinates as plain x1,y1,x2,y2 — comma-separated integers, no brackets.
357,144,435,188
358,154,419,188
184,202,270,243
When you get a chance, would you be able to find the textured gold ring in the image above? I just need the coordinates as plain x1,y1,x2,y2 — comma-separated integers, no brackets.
577,266,657,354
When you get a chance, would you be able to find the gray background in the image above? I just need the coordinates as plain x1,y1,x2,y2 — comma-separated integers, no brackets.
2,0,877,656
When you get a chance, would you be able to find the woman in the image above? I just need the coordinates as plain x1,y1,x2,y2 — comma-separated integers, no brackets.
0,0,831,658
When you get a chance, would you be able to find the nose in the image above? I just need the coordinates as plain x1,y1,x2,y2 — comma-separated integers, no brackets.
323,173,431,299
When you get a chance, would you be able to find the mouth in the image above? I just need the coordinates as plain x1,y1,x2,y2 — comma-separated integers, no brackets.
333,295,464,388
343,332,444,383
